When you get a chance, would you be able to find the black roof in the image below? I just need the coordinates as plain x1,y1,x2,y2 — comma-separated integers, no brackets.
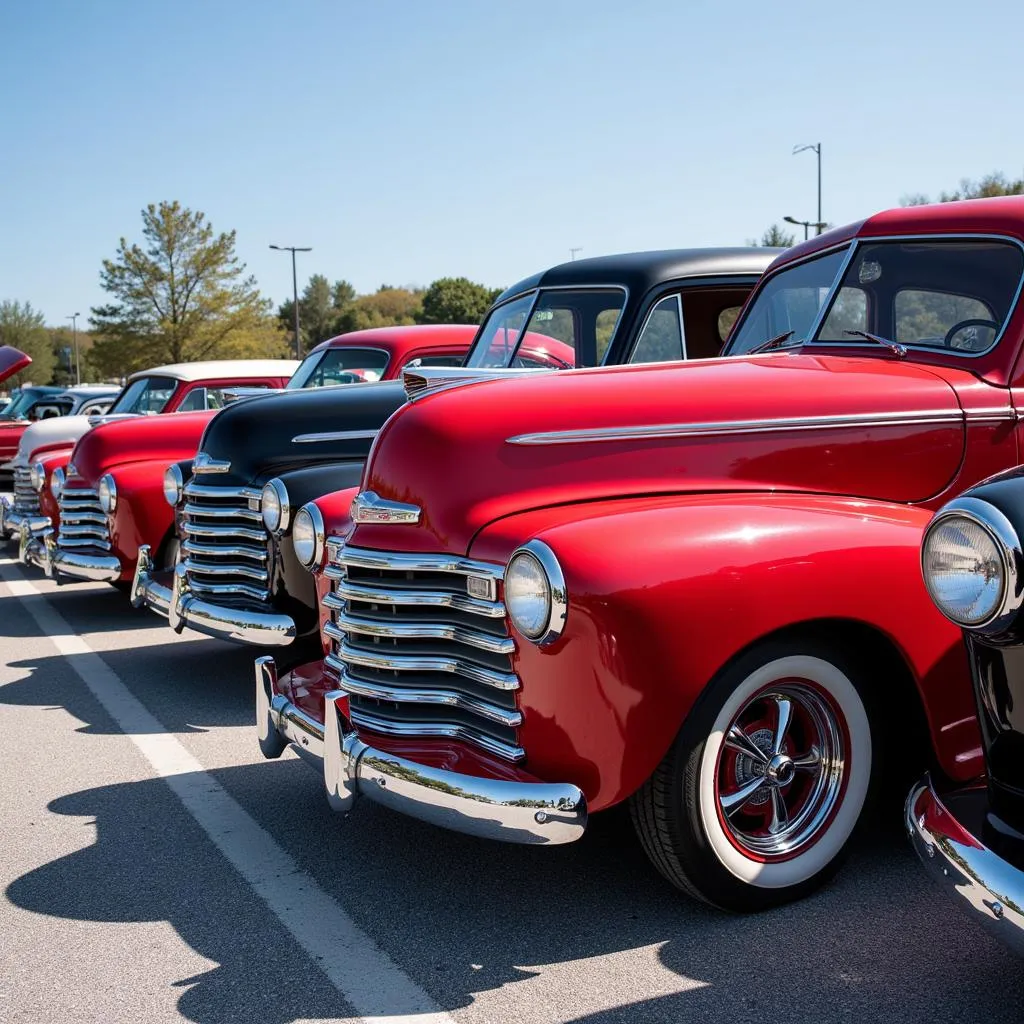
494,247,782,305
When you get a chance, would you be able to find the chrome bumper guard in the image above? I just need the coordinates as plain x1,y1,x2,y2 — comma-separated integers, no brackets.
255,655,587,844
137,547,295,646
51,544,121,583
1,499,51,541
18,523,55,576
906,774,1024,956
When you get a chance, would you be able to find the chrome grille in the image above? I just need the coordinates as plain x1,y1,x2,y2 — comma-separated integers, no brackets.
182,481,269,603
323,543,522,762
57,485,110,551
13,467,40,515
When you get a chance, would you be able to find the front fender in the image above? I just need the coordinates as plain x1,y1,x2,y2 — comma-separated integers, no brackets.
106,461,176,577
469,493,976,811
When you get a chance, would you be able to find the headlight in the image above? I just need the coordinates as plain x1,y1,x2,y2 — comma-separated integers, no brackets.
50,466,65,500
163,464,183,507
261,478,290,533
30,461,45,492
291,503,324,569
922,496,1022,630
98,474,117,514
505,540,567,644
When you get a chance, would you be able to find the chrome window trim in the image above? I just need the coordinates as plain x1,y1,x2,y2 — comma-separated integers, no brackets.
724,242,854,356
799,233,1024,361
921,495,1024,634
288,345,393,390
292,429,379,444
505,407,995,447
466,284,630,371
627,291,687,364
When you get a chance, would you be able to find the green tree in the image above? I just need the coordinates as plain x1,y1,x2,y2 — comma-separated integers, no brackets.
89,201,273,375
0,300,55,386
902,172,1024,206
418,277,502,325
335,286,424,333
751,225,796,247
277,275,358,352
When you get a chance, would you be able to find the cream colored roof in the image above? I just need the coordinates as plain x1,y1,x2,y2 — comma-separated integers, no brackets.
128,359,299,383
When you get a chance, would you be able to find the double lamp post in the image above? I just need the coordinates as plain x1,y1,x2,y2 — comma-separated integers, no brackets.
784,142,826,240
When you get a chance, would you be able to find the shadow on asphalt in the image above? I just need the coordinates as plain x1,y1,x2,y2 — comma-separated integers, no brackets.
11,758,1023,1024
0,636,258,733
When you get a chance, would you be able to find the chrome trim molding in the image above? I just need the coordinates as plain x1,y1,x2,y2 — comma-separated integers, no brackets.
131,545,172,617
402,365,550,402
906,775,1024,956
350,490,421,525
507,539,568,645
920,495,1024,634
51,547,121,583
506,408,971,446
1,503,51,540
193,452,231,474
331,544,504,579
165,562,296,646
256,656,586,843
292,428,380,444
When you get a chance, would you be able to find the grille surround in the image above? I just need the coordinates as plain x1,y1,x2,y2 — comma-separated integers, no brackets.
57,485,110,551
323,541,523,762
181,481,270,604
12,467,40,516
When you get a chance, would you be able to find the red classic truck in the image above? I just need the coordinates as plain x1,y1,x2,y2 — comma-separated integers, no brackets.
258,196,1024,912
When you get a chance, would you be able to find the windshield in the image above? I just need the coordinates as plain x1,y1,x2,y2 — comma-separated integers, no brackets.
726,248,848,355
286,347,391,389
0,389,46,420
465,288,626,369
813,240,1024,354
108,375,178,414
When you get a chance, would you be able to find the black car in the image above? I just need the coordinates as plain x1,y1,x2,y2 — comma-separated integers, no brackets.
132,247,777,657
910,467,1024,954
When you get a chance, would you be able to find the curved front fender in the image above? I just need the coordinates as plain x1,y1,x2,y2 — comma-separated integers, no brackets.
106,461,176,577
470,493,975,811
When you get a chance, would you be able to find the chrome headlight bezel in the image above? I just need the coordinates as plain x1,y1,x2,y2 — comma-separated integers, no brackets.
50,466,65,500
163,464,184,507
291,503,325,569
261,478,290,534
98,474,118,514
504,539,567,645
30,461,45,492
921,495,1022,633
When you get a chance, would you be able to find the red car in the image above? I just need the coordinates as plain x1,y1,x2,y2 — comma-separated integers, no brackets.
259,195,1024,911
27,329,475,587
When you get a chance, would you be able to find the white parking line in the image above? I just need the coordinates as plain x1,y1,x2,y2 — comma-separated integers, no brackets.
0,560,456,1024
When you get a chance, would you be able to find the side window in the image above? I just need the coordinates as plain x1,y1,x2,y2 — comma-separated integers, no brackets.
404,354,465,370
82,399,112,415
818,287,868,340
630,295,684,364
895,290,996,351
176,387,207,412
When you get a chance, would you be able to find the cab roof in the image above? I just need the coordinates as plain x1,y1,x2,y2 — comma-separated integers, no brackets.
494,247,781,306
769,195,1024,273
309,324,479,356
127,359,300,383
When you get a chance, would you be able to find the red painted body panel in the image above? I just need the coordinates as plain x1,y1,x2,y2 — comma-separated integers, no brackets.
300,199,1024,810
303,324,476,378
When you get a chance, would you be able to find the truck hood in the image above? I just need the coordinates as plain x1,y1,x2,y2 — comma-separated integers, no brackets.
70,410,216,485
194,380,408,486
11,413,142,468
0,346,31,384
355,353,966,554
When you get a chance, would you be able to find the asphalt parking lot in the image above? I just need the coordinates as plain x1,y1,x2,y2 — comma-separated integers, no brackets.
2,548,1023,1024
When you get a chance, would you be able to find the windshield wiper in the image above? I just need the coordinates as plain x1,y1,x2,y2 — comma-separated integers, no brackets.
842,330,907,358
749,330,799,354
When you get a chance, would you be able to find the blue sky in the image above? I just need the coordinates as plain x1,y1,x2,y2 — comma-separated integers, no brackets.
2,0,1023,324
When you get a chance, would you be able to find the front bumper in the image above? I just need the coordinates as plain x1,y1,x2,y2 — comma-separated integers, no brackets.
18,525,55,576
0,497,51,541
132,544,296,646
256,655,587,844
906,774,1024,956
51,544,121,583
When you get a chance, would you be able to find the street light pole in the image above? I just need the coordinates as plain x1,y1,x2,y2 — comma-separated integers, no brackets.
793,143,822,234
269,244,313,358
66,312,81,385
783,215,829,242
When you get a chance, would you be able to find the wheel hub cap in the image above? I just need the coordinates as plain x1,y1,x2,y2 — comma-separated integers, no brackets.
766,754,795,786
